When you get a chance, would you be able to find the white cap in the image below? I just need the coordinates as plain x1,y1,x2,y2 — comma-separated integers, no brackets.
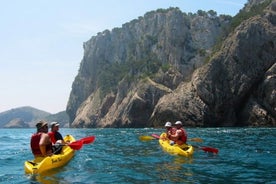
164,122,172,127
50,122,60,127
175,121,182,125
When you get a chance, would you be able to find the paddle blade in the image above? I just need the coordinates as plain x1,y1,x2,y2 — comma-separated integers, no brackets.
139,135,155,141
80,136,95,144
201,146,219,154
68,140,83,150
189,138,203,142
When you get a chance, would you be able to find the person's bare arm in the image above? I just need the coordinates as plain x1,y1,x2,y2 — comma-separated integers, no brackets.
39,133,52,156
171,130,181,139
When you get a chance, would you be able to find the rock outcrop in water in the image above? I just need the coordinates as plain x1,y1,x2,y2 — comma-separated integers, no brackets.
67,0,276,127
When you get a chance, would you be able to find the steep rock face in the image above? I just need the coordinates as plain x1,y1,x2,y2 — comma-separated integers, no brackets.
67,8,229,127
67,1,276,128
72,77,173,128
242,63,276,126
152,2,276,127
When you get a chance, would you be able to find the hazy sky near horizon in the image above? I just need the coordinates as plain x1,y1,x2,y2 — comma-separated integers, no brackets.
0,0,247,114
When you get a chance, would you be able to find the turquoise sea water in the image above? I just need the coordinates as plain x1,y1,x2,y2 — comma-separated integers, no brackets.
0,128,275,184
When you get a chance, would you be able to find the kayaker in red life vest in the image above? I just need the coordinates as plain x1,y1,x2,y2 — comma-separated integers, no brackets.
169,121,187,145
48,122,66,154
30,120,53,157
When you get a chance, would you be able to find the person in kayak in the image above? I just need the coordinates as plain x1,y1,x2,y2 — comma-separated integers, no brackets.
164,122,176,145
30,120,53,157
164,122,175,139
48,122,66,154
169,121,187,145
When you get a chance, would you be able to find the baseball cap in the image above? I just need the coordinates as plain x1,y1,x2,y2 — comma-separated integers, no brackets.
50,122,60,127
164,122,172,127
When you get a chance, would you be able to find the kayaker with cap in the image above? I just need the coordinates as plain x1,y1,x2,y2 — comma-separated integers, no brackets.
164,122,176,140
30,120,53,157
48,122,66,154
169,121,187,145
164,121,176,145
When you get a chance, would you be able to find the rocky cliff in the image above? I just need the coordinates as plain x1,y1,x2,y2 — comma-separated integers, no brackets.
67,0,276,127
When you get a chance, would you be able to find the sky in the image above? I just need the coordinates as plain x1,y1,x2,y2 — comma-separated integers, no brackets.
0,0,248,114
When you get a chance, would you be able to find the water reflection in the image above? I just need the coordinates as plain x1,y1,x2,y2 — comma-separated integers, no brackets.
173,156,193,165
27,167,67,184
155,156,194,183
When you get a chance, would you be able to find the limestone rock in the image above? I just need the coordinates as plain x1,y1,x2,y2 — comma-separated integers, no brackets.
152,2,276,127
67,1,276,128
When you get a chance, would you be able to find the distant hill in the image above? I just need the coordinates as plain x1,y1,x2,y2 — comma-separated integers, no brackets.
44,111,70,128
3,118,29,128
0,106,69,128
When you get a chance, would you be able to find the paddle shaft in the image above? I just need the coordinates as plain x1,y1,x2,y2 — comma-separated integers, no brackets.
52,135,95,153
53,141,83,150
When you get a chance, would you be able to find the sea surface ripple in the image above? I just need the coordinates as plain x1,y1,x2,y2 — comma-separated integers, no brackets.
0,128,275,184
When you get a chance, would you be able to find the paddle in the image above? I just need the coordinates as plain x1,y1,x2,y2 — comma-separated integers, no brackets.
192,145,219,154
139,135,156,141
66,140,83,150
151,134,160,139
79,136,96,144
54,140,83,151
189,138,203,142
55,136,95,151
69,136,95,150
151,134,219,154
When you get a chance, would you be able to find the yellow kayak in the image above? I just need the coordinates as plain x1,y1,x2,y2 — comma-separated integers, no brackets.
24,134,75,174
158,133,194,157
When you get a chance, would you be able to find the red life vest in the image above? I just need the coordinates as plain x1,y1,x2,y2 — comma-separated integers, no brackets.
30,132,52,155
178,128,187,143
31,133,42,155
48,131,56,143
